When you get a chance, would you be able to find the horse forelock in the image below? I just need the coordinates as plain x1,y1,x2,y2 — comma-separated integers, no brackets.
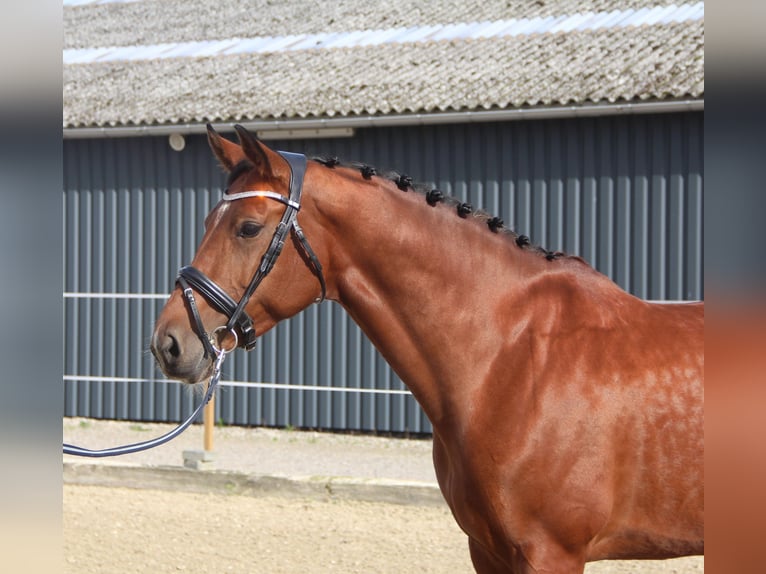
225,159,255,190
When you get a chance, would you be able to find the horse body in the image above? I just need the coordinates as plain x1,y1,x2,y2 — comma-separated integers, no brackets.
430,299,703,572
151,126,703,573
308,168,703,571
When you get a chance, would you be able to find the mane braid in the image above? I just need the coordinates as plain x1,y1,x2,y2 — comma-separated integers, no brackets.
396,174,413,190
315,155,340,168
457,203,473,218
358,164,376,179
487,217,504,232
308,156,569,262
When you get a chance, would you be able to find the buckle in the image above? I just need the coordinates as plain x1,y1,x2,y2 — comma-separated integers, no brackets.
241,324,258,351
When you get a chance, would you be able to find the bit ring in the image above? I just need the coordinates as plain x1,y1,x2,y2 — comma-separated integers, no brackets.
210,325,238,354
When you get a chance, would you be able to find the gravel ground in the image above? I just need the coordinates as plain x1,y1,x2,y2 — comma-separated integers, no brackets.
63,419,703,573
63,485,703,574
63,417,437,482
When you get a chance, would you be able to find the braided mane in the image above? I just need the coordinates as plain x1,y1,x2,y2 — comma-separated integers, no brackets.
312,155,569,262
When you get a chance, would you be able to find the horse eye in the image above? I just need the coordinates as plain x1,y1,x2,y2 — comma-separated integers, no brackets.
238,222,262,238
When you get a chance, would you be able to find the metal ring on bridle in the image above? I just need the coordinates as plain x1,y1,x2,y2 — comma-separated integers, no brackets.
211,325,238,354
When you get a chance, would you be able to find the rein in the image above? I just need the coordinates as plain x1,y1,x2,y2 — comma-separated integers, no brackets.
63,341,233,457
63,151,325,457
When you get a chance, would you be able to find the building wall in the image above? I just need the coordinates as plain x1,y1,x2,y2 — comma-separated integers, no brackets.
63,112,704,433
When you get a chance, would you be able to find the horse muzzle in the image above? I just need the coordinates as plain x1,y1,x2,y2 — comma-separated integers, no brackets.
150,322,214,384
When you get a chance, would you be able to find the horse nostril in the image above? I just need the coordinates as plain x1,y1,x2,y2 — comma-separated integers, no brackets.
166,333,181,359
152,328,183,366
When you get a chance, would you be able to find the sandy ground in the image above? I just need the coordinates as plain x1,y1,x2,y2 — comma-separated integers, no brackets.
63,420,703,572
64,484,703,573
62,418,438,482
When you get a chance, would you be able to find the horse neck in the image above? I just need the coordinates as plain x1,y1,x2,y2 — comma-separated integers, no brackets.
304,165,584,428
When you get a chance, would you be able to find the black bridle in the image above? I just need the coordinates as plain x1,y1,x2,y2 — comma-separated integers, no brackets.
178,150,326,356
63,151,325,458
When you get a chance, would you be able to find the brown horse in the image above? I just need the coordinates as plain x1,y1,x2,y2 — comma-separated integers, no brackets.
151,125,704,573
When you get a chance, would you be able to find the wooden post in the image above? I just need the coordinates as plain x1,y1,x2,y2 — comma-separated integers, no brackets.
203,394,215,452
182,388,216,469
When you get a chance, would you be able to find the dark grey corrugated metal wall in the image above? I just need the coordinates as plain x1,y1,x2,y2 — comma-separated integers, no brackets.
63,112,704,433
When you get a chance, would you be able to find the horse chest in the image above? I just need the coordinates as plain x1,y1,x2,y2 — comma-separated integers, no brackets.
432,432,522,547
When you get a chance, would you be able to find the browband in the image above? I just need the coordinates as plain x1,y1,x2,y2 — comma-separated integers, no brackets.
223,190,301,211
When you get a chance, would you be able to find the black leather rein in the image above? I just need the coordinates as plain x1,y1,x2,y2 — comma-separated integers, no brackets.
178,151,326,355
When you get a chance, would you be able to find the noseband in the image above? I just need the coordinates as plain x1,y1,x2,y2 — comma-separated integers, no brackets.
177,151,326,356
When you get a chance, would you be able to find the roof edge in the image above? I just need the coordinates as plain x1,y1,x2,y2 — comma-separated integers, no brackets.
63,99,704,139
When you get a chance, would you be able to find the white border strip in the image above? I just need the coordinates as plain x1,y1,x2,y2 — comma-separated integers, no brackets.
63,3,704,64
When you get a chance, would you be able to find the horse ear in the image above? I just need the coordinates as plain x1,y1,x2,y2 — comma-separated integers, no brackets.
234,124,271,174
234,124,290,182
206,123,244,173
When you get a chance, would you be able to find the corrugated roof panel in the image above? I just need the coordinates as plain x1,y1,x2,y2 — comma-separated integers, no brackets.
65,0,705,52
325,30,367,49
537,15,570,33
285,34,321,50
552,13,594,33
581,12,609,31
671,4,703,23
621,7,652,27
454,21,479,40
63,18,704,128
598,10,627,28
63,1,703,127
530,16,562,34
430,23,465,41
458,22,483,39
375,27,415,44
637,5,663,25
280,35,318,51
676,4,700,21
670,3,700,23
356,27,409,46
255,35,304,53
63,4,705,65
165,42,212,58
64,47,111,64
501,17,531,36
644,5,677,25
587,10,620,29
690,3,706,19
127,44,176,60
397,24,443,43
152,43,186,59
222,37,274,56
473,20,511,39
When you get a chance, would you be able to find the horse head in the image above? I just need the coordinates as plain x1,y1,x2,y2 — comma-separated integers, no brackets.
151,125,326,384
